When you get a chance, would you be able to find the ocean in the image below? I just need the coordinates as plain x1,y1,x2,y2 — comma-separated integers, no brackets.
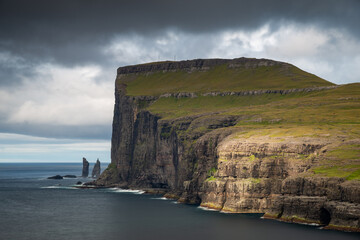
0,163,358,240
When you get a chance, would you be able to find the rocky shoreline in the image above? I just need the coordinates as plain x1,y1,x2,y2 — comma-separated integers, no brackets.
81,183,360,232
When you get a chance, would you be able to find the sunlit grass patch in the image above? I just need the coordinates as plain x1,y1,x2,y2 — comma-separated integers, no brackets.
312,165,360,180
326,144,360,160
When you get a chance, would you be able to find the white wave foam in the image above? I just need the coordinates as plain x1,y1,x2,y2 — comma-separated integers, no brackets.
41,186,77,190
111,188,145,194
219,211,235,214
198,206,218,211
298,222,320,226
151,197,169,200
264,217,321,227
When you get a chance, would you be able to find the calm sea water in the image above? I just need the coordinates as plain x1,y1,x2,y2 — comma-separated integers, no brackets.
0,163,359,240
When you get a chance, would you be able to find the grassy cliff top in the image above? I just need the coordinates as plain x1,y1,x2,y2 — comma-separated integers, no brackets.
116,58,359,180
116,58,334,96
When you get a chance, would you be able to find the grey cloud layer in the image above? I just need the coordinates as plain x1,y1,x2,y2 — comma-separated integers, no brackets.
1,0,360,140
1,0,359,65
0,122,111,140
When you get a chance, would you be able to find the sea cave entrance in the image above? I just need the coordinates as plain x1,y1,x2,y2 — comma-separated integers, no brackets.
319,207,331,226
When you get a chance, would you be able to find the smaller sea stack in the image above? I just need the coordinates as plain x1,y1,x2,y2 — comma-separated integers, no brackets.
92,159,101,178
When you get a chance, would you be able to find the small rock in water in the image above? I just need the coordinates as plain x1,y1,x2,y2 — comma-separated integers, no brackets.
63,175,77,178
47,175,63,180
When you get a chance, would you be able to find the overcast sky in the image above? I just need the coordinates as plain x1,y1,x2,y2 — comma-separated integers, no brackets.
0,0,359,162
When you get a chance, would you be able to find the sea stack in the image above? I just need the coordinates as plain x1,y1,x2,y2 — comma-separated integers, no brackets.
82,157,89,177
92,159,101,178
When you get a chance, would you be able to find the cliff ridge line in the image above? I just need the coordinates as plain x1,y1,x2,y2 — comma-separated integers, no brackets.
117,57,286,75
118,86,338,101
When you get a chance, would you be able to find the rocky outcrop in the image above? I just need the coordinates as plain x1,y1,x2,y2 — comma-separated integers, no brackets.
48,175,77,179
117,58,284,75
156,86,338,99
92,159,101,178
82,157,89,177
63,175,77,178
95,58,359,232
47,175,63,180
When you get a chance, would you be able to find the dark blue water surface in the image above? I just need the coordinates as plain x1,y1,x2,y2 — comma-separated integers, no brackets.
0,163,359,240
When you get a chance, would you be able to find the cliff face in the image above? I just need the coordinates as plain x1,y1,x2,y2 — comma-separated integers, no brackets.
199,137,360,230
96,58,360,232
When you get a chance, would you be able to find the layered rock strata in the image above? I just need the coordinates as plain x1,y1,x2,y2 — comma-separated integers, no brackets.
198,137,360,231
157,86,337,99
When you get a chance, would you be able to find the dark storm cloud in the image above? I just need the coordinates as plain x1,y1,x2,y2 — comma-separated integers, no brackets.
1,0,360,141
1,0,359,66
0,52,40,86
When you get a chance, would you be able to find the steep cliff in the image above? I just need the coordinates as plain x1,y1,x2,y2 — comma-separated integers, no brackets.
96,57,360,232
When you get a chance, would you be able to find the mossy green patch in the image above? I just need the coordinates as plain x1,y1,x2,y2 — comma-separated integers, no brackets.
205,176,217,182
107,163,117,169
248,154,256,162
249,178,261,184
208,167,217,176
136,99,150,109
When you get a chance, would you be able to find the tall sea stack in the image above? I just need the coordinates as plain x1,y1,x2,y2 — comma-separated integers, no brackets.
92,159,101,178
82,157,89,177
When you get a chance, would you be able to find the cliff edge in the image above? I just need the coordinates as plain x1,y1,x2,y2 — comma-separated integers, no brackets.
96,57,360,232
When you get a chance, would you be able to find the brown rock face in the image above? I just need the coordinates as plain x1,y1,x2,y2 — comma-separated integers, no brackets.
199,137,360,231
95,58,360,232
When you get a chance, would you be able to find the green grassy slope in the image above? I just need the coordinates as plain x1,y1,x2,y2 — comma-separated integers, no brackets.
119,64,333,96
119,59,359,181
147,83,360,180
148,83,359,123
